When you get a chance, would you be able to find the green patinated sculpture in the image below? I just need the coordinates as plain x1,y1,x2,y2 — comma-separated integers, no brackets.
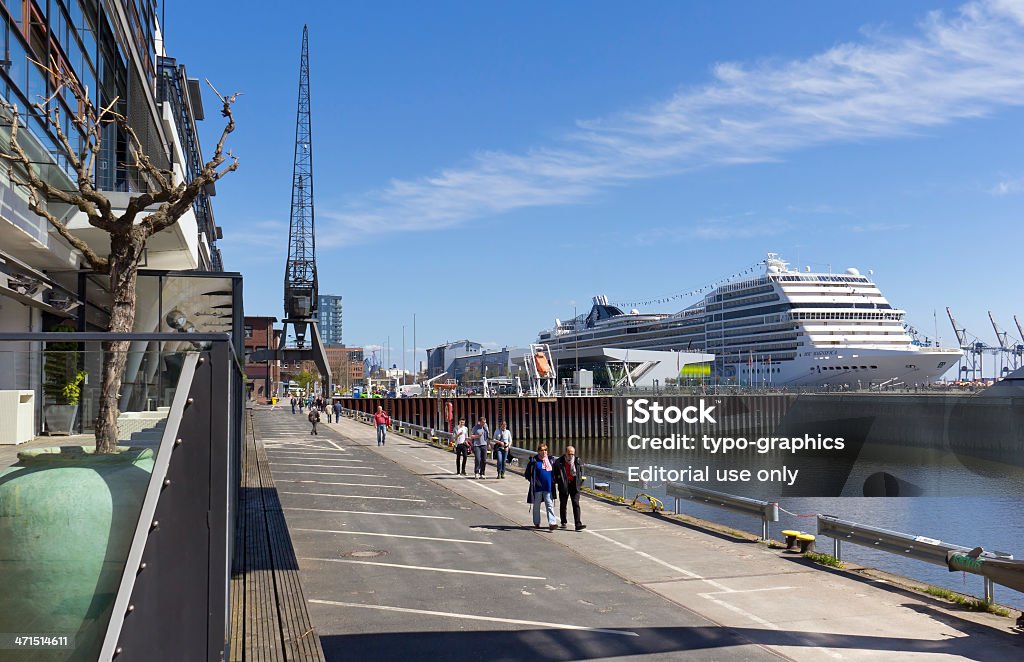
0,447,154,661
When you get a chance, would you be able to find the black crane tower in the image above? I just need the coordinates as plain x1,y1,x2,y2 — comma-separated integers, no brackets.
264,25,330,391
285,24,317,341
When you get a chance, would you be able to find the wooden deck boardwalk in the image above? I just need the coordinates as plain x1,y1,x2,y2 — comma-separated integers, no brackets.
229,408,325,661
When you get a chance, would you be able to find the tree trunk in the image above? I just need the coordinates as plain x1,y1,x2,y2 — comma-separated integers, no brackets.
95,233,143,453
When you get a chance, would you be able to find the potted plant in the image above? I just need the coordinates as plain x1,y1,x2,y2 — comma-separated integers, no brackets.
43,324,87,435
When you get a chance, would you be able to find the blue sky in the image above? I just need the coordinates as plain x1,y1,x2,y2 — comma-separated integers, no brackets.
167,1,1024,375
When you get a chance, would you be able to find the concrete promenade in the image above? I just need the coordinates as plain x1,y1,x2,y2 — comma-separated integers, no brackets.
257,407,1019,661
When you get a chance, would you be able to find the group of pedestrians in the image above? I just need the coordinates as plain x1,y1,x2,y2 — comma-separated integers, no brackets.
448,416,585,531
292,396,345,435
293,400,588,532
450,417,511,478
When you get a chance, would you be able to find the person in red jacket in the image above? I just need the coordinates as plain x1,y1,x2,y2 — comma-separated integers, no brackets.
373,406,391,446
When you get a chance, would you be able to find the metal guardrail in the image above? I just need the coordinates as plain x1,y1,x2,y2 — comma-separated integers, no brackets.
667,484,779,540
817,514,1014,603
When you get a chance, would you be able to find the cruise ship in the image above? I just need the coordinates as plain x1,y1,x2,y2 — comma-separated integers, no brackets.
538,254,962,387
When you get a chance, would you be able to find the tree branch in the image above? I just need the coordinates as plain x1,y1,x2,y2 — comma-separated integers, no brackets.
10,169,110,272
0,101,116,231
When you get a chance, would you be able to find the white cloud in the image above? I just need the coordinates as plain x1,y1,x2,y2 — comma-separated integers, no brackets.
990,176,1024,194
844,222,913,232
320,0,1024,245
632,216,790,244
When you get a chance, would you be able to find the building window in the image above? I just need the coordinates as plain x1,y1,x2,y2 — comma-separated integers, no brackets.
244,325,253,338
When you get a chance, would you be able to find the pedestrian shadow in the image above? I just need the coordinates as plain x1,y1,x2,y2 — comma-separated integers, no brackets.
469,524,541,532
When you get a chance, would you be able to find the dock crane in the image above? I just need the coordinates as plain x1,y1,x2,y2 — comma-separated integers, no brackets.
988,312,1021,375
251,26,331,392
946,307,983,381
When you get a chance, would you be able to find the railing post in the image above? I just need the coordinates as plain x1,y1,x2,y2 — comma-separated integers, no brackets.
834,538,842,561
984,577,994,604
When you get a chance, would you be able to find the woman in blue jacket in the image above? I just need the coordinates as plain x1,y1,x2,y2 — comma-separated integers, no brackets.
524,444,558,530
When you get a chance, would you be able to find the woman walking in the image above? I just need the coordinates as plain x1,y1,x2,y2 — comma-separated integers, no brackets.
524,444,558,530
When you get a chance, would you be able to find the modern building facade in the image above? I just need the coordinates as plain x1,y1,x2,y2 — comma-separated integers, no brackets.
0,1,235,431
315,294,343,345
426,340,483,378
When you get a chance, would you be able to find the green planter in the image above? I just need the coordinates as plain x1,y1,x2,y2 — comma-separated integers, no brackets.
0,447,155,660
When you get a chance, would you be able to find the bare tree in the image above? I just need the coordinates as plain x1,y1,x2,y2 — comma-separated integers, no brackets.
1,58,239,452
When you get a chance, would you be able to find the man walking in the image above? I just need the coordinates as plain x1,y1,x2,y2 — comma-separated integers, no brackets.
493,421,512,479
290,396,296,414
553,446,586,531
452,418,469,475
470,417,490,478
373,405,391,446
307,407,320,435
333,400,342,425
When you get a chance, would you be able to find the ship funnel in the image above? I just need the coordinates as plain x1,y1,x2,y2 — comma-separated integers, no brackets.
593,295,609,305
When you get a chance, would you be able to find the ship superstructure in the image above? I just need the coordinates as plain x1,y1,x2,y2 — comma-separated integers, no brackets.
539,255,961,387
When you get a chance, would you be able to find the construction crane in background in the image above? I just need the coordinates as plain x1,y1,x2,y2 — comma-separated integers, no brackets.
252,26,331,391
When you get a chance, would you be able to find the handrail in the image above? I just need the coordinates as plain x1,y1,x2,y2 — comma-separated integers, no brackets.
667,483,779,521
817,514,1012,565
99,352,200,659
0,332,245,375
817,514,1015,603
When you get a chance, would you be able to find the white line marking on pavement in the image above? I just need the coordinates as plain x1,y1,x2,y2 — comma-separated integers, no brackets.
586,530,704,581
294,528,491,545
585,532,842,658
324,439,346,451
587,527,658,533
276,479,403,489
285,507,452,520
266,449,349,455
273,471,383,478
698,586,794,597
307,599,638,636
463,478,505,495
300,557,545,579
272,463,367,469
419,460,507,495
266,453,353,460
279,492,425,502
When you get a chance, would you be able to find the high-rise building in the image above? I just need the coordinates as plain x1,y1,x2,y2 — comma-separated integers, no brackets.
315,294,343,345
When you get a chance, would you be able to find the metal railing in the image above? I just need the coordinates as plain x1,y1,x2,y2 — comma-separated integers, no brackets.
817,514,1014,603
667,484,779,540
99,336,242,660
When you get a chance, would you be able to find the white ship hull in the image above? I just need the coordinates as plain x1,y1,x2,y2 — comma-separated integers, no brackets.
539,256,964,389
733,346,962,388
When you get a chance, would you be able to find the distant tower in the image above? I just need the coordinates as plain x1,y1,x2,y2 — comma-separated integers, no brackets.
315,294,344,345
283,24,317,346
